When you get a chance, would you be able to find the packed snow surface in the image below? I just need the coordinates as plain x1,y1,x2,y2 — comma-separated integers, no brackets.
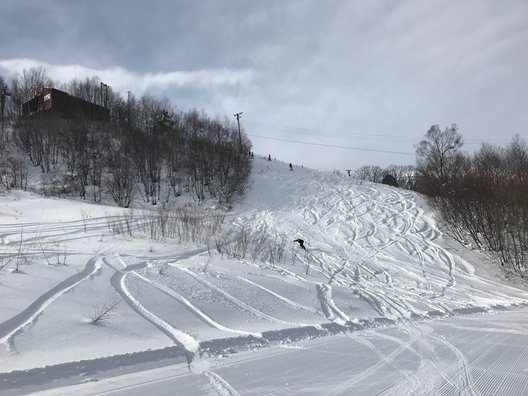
0,157,527,395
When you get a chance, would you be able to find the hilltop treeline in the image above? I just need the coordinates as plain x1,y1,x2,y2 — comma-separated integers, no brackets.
415,124,528,278
0,68,252,208
353,164,416,190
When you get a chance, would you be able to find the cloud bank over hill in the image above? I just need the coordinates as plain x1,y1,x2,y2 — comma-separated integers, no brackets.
0,58,255,96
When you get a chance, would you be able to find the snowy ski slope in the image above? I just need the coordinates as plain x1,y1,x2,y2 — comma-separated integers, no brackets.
0,156,527,394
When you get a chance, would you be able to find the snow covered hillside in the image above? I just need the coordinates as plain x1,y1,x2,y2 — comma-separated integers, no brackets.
0,156,527,394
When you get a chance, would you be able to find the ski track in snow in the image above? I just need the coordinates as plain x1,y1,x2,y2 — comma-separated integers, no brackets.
237,275,318,314
0,216,140,248
104,257,199,362
286,179,524,323
204,370,241,396
118,272,199,354
174,266,305,327
2,159,528,393
132,271,262,338
335,332,426,395
0,257,102,346
418,324,480,396
316,283,350,324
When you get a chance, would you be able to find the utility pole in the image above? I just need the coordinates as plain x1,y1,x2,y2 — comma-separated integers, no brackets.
100,82,108,108
104,83,108,108
234,112,243,153
0,85,11,138
127,90,131,125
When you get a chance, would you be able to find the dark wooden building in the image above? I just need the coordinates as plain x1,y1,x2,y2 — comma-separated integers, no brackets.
22,87,110,122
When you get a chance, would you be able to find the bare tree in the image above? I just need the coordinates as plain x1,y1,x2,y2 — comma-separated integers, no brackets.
105,144,137,208
9,67,53,119
0,154,28,190
505,135,528,183
424,135,528,279
415,124,463,195
383,165,416,190
354,165,384,182
7,68,253,210
474,143,505,185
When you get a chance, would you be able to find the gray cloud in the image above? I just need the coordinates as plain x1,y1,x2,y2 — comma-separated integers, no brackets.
0,58,254,95
1,0,527,171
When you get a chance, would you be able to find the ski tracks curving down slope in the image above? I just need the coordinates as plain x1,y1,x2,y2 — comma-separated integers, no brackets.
1,158,528,395
236,159,528,324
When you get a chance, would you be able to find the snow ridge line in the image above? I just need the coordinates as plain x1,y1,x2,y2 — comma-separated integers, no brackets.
0,257,102,345
132,271,261,338
0,345,188,390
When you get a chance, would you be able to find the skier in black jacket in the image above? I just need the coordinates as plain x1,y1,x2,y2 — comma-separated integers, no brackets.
293,239,305,250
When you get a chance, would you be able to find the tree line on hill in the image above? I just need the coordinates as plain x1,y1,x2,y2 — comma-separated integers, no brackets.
353,164,416,190
353,124,528,280
1,70,526,277
415,124,528,279
0,67,252,208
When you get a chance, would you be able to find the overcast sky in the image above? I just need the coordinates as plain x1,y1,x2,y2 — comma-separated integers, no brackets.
1,0,527,171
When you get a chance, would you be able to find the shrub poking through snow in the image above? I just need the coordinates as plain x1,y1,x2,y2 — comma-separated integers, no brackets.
214,226,289,266
90,297,121,325
107,205,225,243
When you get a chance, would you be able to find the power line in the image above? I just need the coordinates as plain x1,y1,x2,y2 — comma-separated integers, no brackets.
246,121,520,145
247,121,419,141
247,134,416,156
